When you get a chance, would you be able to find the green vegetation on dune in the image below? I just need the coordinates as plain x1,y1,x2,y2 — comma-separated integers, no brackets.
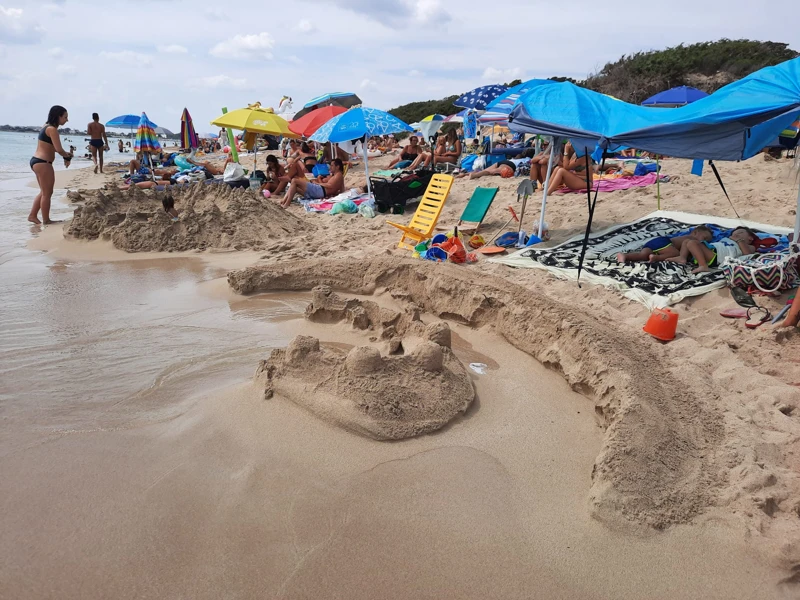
387,39,798,121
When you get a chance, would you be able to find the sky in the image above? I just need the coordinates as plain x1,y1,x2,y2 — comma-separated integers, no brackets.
0,0,798,132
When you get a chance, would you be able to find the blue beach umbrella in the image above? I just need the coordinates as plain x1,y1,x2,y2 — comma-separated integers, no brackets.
310,106,413,195
106,114,158,139
641,85,709,107
294,92,362,120
480,79,558,124
455,84,508,111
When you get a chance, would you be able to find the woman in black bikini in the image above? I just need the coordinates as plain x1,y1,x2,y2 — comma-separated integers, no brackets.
29,105,72,225
388,135,421,168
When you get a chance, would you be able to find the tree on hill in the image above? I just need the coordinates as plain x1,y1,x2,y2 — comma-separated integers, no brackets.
583,39,798,104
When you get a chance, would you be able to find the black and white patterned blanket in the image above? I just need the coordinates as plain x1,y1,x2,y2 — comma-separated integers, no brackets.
491,215,779,307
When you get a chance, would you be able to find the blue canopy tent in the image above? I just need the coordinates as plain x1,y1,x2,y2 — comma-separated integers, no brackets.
641,85,709,107
507,57,800,277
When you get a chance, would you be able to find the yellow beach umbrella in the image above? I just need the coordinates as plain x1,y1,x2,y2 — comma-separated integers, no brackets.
210,102,299,138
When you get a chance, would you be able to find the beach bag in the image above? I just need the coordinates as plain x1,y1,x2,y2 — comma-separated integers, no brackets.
223,162,245,182
721,253,800,293
371,169,435,213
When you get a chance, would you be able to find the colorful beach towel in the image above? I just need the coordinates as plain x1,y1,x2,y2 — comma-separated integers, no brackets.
304,195,371,213
557,172,663,194
489,210,793,309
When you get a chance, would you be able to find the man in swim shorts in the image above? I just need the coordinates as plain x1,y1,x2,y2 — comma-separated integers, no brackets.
87,113,109,174
616,225,713,263
280,158,345,208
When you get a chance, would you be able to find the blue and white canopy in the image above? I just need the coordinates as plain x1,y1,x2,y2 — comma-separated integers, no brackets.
479,79,558,124
454,84,508,111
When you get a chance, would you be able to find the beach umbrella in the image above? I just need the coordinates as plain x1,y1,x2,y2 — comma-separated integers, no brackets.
294,92,362,120
454,84,508,111
107,114,156,139
479,79,558,124
309,106,414,195
134,112,161,181
641,85,709,107
417,114,446,141
180,108,199,150
211,102,299,171
154,127,174,136
288,105,347,137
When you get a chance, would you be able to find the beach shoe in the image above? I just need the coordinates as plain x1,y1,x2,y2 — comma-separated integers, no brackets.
720,307,749,318
745,306,771,329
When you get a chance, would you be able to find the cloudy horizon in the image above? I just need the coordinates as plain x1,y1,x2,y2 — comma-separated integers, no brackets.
0,0,797,131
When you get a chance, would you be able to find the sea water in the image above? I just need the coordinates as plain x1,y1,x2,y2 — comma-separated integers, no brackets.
0,130,302,434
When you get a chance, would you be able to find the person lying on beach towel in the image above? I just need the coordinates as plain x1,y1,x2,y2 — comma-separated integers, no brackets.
280,158,345,208
667,226,758,274
617,225,713,263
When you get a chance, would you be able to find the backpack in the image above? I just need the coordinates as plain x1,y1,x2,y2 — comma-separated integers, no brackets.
370,169,435,213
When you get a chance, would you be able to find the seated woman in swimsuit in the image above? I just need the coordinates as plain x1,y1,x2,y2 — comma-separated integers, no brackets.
273,156,307,195
432,130,461,168
388,136,421,168
261,155,286,194
408,136,445,170
545,145,596,194
280,158,345,208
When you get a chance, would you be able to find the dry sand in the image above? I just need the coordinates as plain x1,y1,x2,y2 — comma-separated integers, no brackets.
11,149,800,596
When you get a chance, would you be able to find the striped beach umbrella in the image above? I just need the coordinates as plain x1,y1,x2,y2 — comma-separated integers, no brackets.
180,108,199,149
134,112,162,155
418,114,446,140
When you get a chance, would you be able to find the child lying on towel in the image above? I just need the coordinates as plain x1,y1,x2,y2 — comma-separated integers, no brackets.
667,226,758,274
616,225,712,263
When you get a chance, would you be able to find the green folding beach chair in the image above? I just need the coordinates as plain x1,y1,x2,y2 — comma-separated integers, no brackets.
456,186,499,233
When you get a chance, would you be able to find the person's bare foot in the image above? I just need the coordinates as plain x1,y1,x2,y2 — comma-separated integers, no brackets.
42,219,63,225
691,265,711,274
28,215,41,225
94,165,98,174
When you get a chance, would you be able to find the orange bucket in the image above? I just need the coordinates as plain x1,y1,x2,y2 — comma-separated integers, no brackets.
643,307,678,341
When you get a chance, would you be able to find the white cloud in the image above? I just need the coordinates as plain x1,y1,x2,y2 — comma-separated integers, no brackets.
205,6,230,21
410,0,448,23
48,46,63,57
407,69,423,77
310,0,450,26
158,44,188,54
295,19,316,33
482,66,522,82
210,32,274,60
0,6,44,44
42,3,66,17
56,64,76,75
100,50,153,66
360,78,378,90
193,74,252,90
286,55,303,65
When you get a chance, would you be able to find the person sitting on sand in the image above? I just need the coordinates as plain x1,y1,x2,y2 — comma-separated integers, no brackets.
616,225,713,263
388,136,422,168
128,153,178,177
667,226,758,274
281,158,345,208
433,130,461,167
273,157,307,196
261,155,286,195
162,195,180,221
408,136,445,170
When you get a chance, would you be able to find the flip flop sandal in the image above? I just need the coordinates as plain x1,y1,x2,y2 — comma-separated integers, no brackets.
745,306,771,329
720,307,749,318
731,286,758,309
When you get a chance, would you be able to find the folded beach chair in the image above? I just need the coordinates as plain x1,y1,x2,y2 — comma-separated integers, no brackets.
455,186,498,233
387,174,454,250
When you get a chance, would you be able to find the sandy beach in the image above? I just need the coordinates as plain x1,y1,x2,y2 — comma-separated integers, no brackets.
4,148,800,598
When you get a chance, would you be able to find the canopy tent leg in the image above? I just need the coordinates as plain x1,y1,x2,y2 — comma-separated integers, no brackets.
576,150,605,285
537,139,556,239
794,177,800,242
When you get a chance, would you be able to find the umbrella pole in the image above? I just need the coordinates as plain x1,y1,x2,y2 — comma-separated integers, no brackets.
656,156,661,210
537,141,556,238
362,139,372,196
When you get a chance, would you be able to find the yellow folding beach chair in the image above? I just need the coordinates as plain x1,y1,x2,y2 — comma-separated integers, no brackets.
387,174,454,250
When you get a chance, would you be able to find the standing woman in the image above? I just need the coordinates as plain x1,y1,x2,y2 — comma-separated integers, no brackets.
29,106,72,225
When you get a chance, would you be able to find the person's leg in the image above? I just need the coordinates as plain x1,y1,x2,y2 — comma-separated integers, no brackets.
274,175,290,195
616,248,653,263
35,163,57,223
647,246,680,262
468,165,500,180
90,145,99,173
282,177,308,208
98,144,105,173
547,168,592,194
129,158,141,175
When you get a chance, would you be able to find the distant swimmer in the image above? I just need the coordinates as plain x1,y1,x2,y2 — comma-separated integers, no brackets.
29,105,73,225
118,139,124,153
87,113,109,174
